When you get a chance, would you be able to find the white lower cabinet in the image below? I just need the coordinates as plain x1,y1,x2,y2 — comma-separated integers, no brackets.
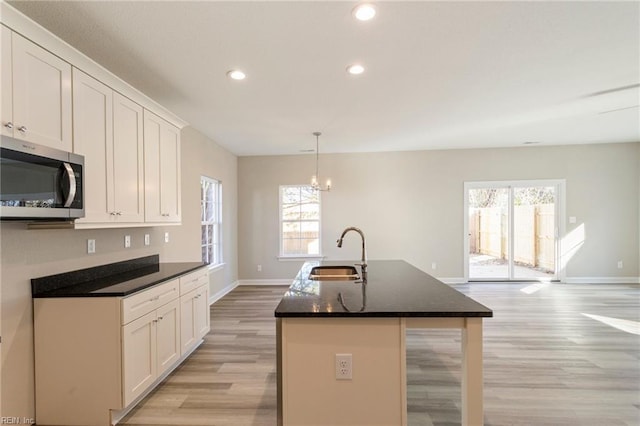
122,297,180,406
180,285,210,354
33,267,209,426
180,269,210,355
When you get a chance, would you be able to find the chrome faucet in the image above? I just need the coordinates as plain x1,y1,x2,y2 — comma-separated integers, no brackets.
337,227,367,274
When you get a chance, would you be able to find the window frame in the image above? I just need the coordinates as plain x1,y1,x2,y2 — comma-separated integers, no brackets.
278,184,323,259
201,176,223,268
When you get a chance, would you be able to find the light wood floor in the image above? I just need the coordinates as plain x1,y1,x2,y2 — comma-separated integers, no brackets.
121,283,640,426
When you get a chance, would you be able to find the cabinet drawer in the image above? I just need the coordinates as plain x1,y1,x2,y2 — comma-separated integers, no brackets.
122,279,179,325
179,268,208,295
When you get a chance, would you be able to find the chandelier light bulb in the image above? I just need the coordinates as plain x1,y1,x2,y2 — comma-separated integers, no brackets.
309,132,331,192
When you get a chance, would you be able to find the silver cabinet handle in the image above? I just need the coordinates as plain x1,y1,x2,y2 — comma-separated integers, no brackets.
158,316,163,321
4,122,13,129
17,125,27,133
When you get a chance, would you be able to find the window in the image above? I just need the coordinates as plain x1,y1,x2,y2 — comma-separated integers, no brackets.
280,185,321,257
201,177,222,266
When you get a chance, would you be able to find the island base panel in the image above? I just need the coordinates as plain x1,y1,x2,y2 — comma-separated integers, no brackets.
279,317,406,426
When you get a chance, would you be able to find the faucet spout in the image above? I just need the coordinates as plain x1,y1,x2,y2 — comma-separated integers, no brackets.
336,227,367,271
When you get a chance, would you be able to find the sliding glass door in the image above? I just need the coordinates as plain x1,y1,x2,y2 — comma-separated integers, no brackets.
465,181,562,281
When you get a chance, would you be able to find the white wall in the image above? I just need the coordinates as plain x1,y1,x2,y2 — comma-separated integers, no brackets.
238,142,640,282
173,126,238,298
0,126,237,418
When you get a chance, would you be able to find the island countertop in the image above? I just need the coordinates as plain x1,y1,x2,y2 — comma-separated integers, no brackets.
274,260,493,318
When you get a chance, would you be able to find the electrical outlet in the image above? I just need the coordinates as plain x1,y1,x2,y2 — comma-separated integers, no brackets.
431,262,437,270
617,260,623,269
144,234,150,246
335,354,352,380
124,235,131,248
257,264,262,272
87,239,96,254
164,232,169,243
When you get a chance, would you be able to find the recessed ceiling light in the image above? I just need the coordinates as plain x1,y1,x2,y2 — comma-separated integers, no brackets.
347,64,365,75
353,3,376,21
227,70,246,80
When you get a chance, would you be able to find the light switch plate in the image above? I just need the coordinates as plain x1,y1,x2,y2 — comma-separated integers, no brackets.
569,216,576,224
124,235,131,248
87,239,96,254
144,234,150,246
164,232,169,243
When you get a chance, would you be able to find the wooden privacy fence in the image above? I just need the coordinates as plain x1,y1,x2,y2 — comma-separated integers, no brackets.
469,204,555,272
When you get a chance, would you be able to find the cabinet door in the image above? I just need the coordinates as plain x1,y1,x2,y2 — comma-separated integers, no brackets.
72,68,113,223
1,26,12,137
122,311,157,406
143,110,181,223
11,32,72,151
112,93,144,222
160,122,181,221
156,299,180,376
194,285,210,339
180,291,197,355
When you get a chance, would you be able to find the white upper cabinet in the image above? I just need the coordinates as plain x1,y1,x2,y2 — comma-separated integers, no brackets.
3,5,186,228
72,68,113,223
1,28,72,151
112,93,145,223
73,69,144,226
1,26,13,138
144,110,181,223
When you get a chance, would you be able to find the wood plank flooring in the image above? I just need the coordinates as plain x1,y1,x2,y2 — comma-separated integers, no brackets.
121,283,640,426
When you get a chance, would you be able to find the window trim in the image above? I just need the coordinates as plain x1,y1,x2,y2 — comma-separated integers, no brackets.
201,176,223,267
279,184,322,258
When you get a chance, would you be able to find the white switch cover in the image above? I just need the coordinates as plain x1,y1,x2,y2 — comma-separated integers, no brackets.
618,261,623,269
87,239,96,254
164,232,169,243
431,262,437,270
144,234,150,246
124,235,131,248
569,216,576,224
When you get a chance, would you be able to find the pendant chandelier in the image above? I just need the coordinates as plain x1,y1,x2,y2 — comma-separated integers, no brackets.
310,132,331,192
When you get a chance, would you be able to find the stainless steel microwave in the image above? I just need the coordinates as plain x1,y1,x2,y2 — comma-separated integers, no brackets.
0,135,84,220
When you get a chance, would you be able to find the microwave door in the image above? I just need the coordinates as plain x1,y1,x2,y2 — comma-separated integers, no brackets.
0,150,69,219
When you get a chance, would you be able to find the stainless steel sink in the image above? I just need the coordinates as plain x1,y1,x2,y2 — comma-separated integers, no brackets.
308,265,360,281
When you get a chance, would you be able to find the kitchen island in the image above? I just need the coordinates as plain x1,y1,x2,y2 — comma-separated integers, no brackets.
275,260,493,426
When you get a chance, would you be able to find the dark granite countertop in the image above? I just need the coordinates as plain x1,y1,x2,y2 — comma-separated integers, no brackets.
275,260,492,318
32,255,206,298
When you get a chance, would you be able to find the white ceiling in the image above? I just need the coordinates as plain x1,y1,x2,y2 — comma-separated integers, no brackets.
8,1,640,156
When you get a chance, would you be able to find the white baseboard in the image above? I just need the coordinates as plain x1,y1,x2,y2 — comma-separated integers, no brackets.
238,279,292,286
209,280,239,305
563,277,640,284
